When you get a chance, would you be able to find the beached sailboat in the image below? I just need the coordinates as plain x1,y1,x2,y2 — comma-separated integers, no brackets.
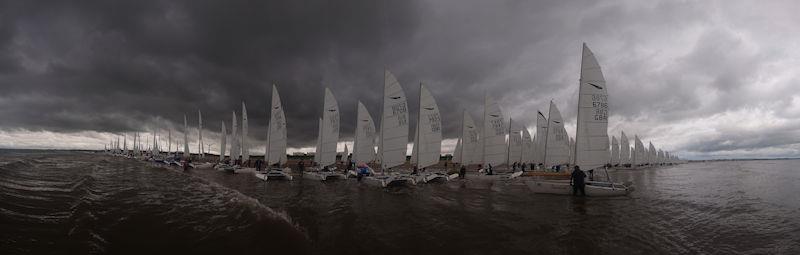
633,135,644,166
528,44,631,196
255,85,292,181
620,131,631,167
304,88,346,181
543,101,570,168
470,94,523,181
453,110,479,170
352,101,377,173
363,70,416,187
409,83,453,183
611,136,620,166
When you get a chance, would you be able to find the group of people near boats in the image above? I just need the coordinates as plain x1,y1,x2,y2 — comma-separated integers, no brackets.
101,43,685,195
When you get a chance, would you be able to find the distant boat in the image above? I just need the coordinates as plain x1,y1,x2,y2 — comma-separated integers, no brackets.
620,131,631,167
611,136,620,166
242,102,249,162
255,84,292,181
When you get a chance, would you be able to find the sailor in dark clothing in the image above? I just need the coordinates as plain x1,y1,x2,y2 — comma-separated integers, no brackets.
487,164,494,175
570,166,587,196
459,165,466,179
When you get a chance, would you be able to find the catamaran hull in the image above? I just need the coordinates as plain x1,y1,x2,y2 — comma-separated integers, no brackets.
525,181,632,197
302,171,347,181
363,175,416,187
255,170,293,181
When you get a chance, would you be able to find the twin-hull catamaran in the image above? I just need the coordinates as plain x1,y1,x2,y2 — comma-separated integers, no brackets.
526,43,632,196
304,88,346,181
408,83,454,184
254,85,293,181
363,70,416,187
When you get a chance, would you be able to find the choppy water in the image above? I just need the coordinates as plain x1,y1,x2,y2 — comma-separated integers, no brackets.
2,150,799,254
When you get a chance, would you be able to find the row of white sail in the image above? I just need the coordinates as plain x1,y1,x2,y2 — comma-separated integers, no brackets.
109,43,683,169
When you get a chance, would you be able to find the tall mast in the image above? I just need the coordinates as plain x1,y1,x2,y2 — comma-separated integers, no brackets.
482,92,487,166
415,82,423,168
379,70,386,172
460,109,466,166
506,118,513,167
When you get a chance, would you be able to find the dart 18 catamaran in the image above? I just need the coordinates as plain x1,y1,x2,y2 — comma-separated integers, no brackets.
363,70,416,187
255,84,292,181
304,88,346,181
527,43,632,196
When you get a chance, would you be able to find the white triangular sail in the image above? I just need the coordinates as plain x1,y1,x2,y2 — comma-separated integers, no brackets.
611,136,620,166
241,102,249,161
314,118,322,164
633,135,644,166
198,110,204,157
230,111,240,161
219,121,227,161
379,70,410,169
482,95,506,166
353,101,377,164
319,88,340,167
412,84,442,168
544,101,569,167
265,85,287,165
183,114,190,156
535,111,548,164
457,111,479,165
620,131,630,165
574,43,610,170
343,145,349,162
507,119,522,166
648,142,656,165
453,138,462,163
522,128,533,164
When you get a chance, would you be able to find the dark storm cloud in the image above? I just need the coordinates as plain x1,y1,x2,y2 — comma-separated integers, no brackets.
1,0,799,157
0,0,420,147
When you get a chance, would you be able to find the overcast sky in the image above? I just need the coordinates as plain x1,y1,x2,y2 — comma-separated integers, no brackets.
1,0,799,159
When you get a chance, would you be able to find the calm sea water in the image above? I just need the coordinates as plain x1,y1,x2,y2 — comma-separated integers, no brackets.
2,150,799,254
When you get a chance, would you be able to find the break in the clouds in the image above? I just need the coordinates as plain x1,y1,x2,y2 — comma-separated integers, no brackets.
1,0,799,159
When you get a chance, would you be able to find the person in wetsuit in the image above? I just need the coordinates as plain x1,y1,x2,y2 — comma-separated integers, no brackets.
570,166,587,196
459,165,466,179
